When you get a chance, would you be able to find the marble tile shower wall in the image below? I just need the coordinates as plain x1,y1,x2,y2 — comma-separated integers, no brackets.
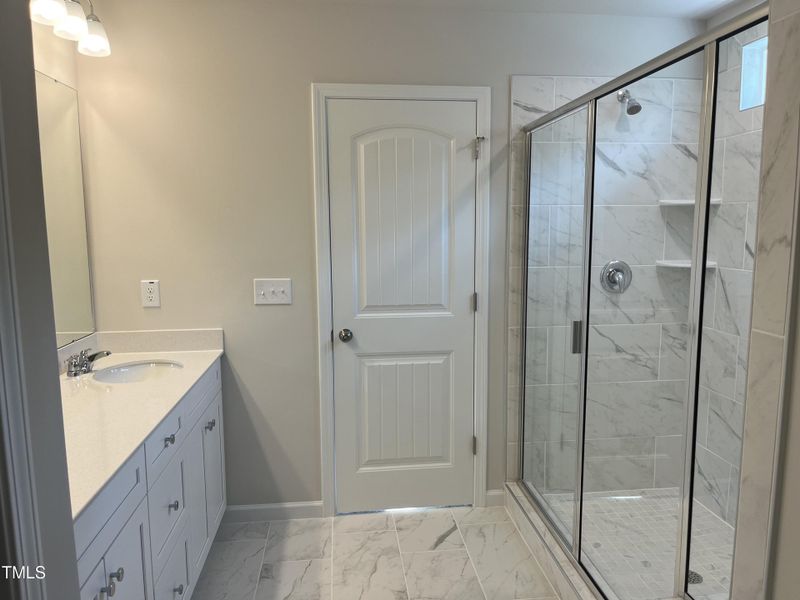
694,23,767,527
508,67,761,513
507,74,698,485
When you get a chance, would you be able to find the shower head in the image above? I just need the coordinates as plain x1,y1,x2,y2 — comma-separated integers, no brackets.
617,89,643,115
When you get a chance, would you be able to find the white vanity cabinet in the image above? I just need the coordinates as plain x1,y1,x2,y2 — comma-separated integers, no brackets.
74,358,225,600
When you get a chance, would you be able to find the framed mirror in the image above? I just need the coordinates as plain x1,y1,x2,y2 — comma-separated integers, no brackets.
34,71,95,347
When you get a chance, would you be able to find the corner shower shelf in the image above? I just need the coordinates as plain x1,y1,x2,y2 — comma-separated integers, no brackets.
658,198,722,207
656,259,718,269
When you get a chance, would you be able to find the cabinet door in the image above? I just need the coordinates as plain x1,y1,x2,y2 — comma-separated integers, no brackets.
184,422,208,581
153,535,189,600
103,498,152,600
79,558,106,600
149,451,187,573
201,393,225,531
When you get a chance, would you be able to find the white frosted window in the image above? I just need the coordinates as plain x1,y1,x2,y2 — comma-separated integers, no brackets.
740,36,768,110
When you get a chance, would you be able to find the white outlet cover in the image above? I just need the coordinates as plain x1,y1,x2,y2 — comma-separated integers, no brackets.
254,278,292,305
141,280,161,307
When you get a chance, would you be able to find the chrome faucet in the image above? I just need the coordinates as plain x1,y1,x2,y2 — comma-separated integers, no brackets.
66,349,112,377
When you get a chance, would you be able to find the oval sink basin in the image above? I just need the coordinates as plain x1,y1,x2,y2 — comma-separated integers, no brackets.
93,360,184,384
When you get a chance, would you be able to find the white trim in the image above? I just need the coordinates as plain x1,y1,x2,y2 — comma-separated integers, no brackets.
311,83,492,516
485,489,506,507
224,501,324,523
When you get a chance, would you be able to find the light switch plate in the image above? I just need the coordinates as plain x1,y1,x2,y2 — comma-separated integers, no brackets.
254,278,292,305
141,280,161,307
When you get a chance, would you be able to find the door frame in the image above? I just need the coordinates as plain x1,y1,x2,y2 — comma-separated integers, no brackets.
311,83,491,516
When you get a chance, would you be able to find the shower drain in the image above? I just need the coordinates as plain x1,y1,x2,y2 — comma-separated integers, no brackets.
687,570,704,585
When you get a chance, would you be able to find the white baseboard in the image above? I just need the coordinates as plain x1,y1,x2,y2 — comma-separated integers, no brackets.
486,489,505,506
224,500,324,522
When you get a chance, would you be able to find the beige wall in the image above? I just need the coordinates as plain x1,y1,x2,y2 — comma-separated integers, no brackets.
74,0,702,505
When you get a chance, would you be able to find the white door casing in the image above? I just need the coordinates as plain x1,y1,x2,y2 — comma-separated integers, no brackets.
312,84,491,515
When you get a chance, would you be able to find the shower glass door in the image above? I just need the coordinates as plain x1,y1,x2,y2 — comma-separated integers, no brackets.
580,51,705,600
521,105,590,546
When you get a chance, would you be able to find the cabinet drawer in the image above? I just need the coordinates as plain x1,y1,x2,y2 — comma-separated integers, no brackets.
154,532,189,600
149,453,186,574
145,408,183,487
182,359,221,430
75,447,146,567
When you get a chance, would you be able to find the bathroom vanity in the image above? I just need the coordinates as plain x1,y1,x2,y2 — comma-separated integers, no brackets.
62,350,224,600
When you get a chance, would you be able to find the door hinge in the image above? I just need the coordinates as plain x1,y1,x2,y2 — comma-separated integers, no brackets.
331,329,334,344
472,436,478,455
472,292,478,312
473,136,486,160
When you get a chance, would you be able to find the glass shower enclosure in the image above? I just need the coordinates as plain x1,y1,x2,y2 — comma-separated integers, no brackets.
517,7,768,600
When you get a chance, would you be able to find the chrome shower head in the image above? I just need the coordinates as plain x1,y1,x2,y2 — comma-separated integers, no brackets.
617,89,643,115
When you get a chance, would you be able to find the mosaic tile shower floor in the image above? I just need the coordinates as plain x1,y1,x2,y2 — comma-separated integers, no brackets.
545,488,734,600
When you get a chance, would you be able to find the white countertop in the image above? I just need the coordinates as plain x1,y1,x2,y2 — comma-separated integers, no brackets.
61,350,222,519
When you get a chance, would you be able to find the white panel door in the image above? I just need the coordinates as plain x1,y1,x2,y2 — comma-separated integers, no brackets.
328,98,477,512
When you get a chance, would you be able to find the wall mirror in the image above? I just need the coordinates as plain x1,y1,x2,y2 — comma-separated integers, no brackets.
34,71,95,347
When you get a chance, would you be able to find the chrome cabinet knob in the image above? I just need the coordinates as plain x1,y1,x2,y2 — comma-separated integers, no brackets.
164,433,176,447
205,419,216,431
101,580,116,597
168,500,180,511
110,567,124,582
174,584,185,595
338,329,354,343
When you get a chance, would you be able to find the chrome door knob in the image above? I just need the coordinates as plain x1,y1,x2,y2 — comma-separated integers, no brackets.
338,329,354,343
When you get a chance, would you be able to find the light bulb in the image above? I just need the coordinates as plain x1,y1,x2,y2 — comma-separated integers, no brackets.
29,0,67,25
53,0,88,41
78,14,110,57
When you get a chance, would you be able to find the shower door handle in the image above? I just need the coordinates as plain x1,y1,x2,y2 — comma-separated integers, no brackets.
571,320,583,354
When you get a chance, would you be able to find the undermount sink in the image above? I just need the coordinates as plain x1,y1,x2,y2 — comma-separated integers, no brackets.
93,360,184,384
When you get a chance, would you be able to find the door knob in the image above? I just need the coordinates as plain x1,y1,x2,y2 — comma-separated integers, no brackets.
338,329,354,343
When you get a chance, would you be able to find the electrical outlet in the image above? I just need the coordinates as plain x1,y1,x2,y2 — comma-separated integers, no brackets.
141,280,161,307
254,278,292,305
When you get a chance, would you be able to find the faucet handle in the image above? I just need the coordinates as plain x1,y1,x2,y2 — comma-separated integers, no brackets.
66,354,83,377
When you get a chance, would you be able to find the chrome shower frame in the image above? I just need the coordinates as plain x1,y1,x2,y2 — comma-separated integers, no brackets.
515,3,769,599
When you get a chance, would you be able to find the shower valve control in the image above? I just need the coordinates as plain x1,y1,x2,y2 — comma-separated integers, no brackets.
601,260,632,294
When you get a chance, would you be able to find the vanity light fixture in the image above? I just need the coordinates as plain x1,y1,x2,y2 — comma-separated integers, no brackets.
30,0,111,58
53,0,88,40
29,0,67,25
78,3,110,57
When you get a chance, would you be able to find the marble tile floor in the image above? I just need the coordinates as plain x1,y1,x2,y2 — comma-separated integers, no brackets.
194,506,559,600
545,488,734,600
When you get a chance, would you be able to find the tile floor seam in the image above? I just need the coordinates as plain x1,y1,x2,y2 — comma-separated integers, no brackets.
450,508,489,600
249,521,270,600
392,515,413,600
506,516,560,600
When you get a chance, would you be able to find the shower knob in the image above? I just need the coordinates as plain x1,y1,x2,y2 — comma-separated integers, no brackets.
601,260,632,294
338,329,354,343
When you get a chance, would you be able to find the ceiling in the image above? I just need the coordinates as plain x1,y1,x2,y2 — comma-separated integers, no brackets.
297,0,750,19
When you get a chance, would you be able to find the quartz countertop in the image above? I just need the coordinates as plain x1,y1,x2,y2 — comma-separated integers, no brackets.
61,350,222,519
